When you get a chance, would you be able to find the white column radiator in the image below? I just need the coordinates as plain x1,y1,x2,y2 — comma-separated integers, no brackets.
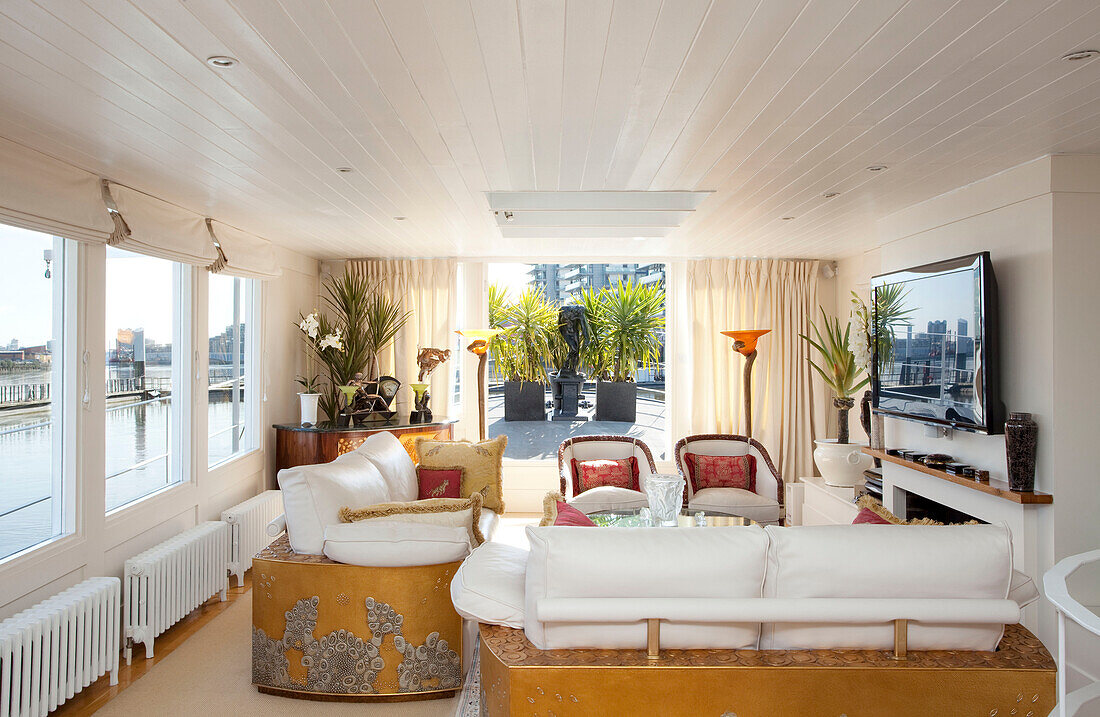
123,521,228,663
0,577,120,717
221,490,283,587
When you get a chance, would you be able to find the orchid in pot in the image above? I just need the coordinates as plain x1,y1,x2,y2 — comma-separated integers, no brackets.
801,308,872,486
295,374,323,426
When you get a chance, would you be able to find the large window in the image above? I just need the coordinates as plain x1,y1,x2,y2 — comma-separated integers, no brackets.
0,226,69,560
486,263,667,459
105,248,189,512
207,274,257,467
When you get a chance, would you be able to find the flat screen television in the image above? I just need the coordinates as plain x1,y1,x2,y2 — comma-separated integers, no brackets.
871,252,1003,434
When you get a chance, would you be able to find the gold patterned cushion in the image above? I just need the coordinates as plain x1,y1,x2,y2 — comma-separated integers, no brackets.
416,435,507,514
340,494,485,545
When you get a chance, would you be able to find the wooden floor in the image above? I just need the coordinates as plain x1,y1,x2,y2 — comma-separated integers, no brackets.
55,574,253,717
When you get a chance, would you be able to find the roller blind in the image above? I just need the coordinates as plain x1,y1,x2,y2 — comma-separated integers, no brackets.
206,219,281,280
105,182,218,265
0,137,114,242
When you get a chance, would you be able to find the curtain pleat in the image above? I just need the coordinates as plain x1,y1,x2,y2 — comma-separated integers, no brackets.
346,258,458,414
678,258,824,482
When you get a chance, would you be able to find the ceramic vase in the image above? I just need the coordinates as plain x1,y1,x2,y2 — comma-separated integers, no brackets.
644,474,684,526
298,393,320,426
813,439,873,487
1005,412,1038,492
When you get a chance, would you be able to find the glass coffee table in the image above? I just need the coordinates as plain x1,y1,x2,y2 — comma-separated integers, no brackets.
587,508,756,528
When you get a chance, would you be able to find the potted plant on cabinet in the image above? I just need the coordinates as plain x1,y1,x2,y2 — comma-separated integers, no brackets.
587,280,665,423
295,374,323,426
491,285,555,421
801,308,873,486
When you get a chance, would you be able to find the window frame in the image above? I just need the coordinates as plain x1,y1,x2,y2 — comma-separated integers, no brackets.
206,273,261,470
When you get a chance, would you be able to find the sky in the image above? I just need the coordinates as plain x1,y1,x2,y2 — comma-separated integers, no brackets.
1,224,242,350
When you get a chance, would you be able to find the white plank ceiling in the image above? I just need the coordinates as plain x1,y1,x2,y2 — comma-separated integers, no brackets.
0,0,1099,260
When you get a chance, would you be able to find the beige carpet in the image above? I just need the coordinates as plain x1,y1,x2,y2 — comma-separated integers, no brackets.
96,595,458,717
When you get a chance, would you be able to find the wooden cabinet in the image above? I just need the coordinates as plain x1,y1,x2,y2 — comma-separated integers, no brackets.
274,419,457,471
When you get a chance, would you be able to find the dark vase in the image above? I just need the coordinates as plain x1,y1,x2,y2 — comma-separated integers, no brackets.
1005,412,1038,492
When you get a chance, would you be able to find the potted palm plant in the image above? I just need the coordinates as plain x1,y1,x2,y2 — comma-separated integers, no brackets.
491,285,555,421
801,308,872,486
588,280,665,422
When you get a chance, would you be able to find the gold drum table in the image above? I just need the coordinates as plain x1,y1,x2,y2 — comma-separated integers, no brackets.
251,536,463,701
479,622,1054,716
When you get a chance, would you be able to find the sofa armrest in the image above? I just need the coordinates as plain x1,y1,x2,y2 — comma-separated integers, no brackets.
265,513,287,537
536,597,1021,626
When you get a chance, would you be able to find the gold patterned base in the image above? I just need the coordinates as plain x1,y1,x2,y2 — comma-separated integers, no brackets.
479,623,1055,716
252,536,462,702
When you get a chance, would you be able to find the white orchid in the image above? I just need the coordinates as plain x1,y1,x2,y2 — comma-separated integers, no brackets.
318,327,344,352
298,312,320,340
849,294,873,374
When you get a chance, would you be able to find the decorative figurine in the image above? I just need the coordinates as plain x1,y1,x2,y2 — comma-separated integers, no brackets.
410,347,451,424
550,305,591,421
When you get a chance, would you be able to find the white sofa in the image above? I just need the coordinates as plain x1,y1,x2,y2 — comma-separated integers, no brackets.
674,434,784,524
452,523,1039,652
269,431,499,563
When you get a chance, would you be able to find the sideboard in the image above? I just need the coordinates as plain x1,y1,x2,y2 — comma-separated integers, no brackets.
273,418,458,471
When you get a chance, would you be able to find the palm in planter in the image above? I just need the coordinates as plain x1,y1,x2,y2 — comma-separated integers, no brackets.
491,285,556,421
801,308,872,487
587,281,665,422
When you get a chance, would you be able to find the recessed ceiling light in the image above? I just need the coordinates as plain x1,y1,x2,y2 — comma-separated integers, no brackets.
866,164,888,172
206,56,238,69
1062,50,1100,62
335,166,354,173
781,216,795,221
823,192,840,199
393,216,406,221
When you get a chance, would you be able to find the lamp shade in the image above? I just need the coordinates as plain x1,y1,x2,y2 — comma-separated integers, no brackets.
721,329,771,356
456,329,501,355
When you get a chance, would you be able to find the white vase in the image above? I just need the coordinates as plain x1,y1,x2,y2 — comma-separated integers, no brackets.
298,393,321,426
644,474,684,526
813,439,873,487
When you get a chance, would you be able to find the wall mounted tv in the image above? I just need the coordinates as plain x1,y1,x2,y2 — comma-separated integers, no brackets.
871,252,1004,434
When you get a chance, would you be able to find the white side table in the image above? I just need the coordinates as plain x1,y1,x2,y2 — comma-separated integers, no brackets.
799,476,863,526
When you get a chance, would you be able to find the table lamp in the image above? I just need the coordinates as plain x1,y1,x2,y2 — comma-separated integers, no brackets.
456,329,502,441
720,329,770,438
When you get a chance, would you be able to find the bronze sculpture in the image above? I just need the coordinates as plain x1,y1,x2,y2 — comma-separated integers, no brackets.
555,305,590,379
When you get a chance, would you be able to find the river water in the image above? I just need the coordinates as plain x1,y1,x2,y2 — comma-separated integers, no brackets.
0,366,244,559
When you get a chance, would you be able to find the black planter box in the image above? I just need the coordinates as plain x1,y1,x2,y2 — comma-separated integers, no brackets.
595,380,637,422
504,381,547,422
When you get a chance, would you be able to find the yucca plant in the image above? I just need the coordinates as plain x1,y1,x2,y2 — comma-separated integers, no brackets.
591,280,665,382
360,289,411,380
488,283,517,382
801,308,870,444
500,286,557,384
576,286,611,379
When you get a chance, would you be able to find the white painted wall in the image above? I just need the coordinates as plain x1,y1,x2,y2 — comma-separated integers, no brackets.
0,243,318,616
834,154,1100,689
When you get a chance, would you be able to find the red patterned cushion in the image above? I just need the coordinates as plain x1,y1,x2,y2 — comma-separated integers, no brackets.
683,453,756,492
416,466,463,500
553,501,596,527
570,457,640,495
852,507,893,525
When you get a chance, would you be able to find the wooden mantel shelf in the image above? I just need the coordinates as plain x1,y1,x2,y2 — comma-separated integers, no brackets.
863,448,1053,505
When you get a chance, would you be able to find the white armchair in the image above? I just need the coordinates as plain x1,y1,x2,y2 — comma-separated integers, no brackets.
674,434,783,524
557,435,657,514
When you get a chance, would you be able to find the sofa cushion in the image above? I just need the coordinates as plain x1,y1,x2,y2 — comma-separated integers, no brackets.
479,507,500,542
353,431,418,503
340,494,485,546
571,457,640,494
684,453,756,493
417,435,507,514
852,507,892,524
322,522,471,567
277,451,390,554
760,524,1014,651
688,488,781,524
1009,569,1039,609
568,486,648,514
540,492,597,527
524,525,768,650
450,542,529,629
417,466,463,500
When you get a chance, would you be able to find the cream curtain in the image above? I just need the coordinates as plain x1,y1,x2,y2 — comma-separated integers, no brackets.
670,258,825,482
346,258,457,414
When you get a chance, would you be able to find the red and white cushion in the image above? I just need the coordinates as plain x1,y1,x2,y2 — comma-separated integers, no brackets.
684,453,756,492
571,457,640,494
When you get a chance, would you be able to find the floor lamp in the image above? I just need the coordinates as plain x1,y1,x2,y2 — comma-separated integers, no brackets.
456,329,501,441
720,329,770,438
